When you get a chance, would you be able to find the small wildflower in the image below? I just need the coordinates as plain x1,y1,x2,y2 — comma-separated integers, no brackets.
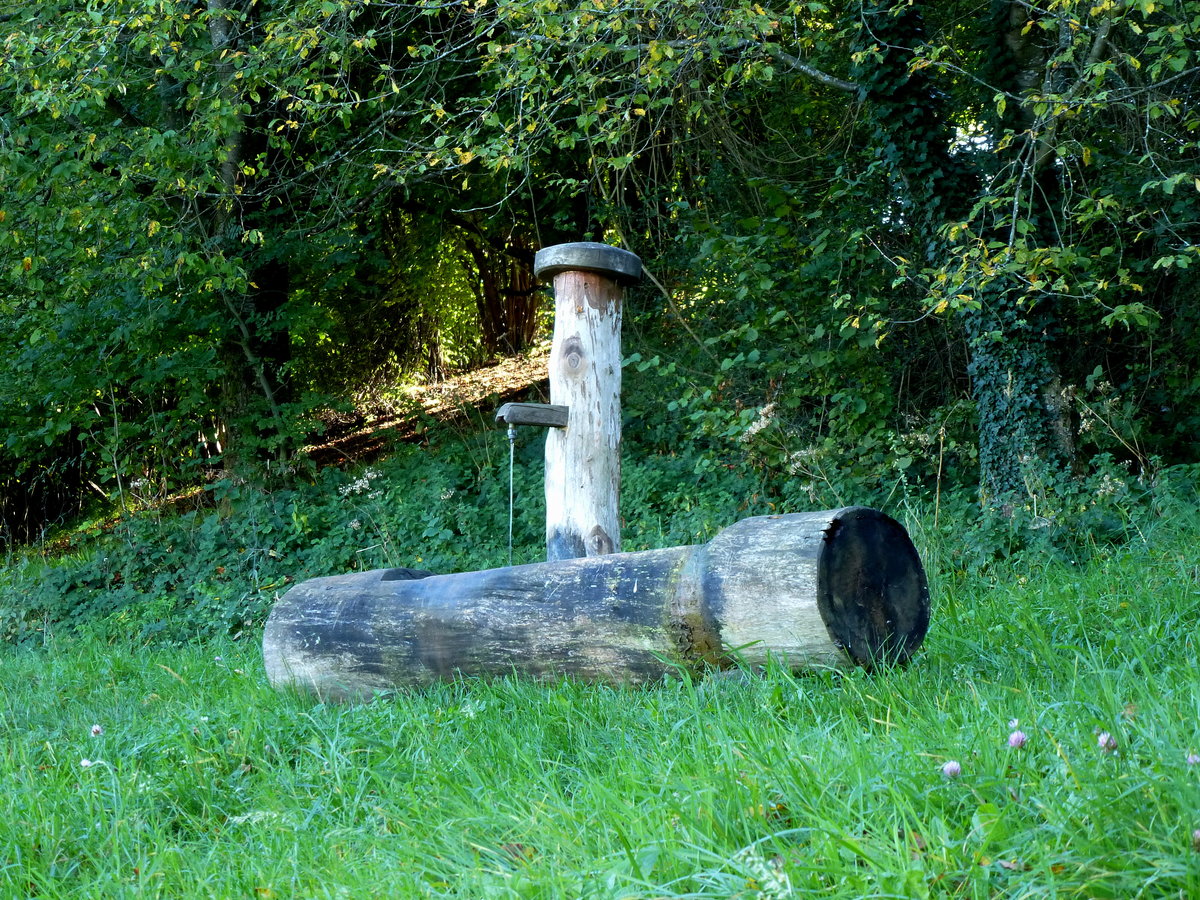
1097,732,1117,754
90,724,103,737
1008,730,1028,749
214,655,223,663
941,760,962,779
1187,753,1200,767
80,758,94,768
1008,718,1020,729
740,402,778,443
1193,829,1200,853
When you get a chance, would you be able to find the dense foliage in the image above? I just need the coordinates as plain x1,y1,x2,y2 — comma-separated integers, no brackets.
2,405,1192,646
2,0,1198,543
3,7,1199,894
0,418,776,643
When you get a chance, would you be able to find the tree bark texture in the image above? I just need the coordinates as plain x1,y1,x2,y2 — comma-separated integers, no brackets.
462,230,539,356
543,269,625,561
533,242,640,561
263,507,930,701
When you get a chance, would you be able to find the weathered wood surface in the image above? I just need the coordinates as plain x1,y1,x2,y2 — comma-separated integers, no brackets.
533,242,642,283
534,243,641,561
495,402,569,429
263,507,930,701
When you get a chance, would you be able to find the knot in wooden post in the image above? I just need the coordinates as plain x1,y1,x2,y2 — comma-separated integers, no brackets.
533,242,641,562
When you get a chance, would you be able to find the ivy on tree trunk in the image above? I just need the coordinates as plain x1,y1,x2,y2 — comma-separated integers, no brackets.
853,0,1074,509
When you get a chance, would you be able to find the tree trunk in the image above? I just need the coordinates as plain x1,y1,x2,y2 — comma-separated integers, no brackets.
535,243,640,560
205,0,295,474
968,0,1076,504
854,0,1074,510
463,230,540,357
216,257,293,472
965,289,1067,505
263,508,930,700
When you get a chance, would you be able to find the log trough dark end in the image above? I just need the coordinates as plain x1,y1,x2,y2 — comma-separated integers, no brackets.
263,507,930,702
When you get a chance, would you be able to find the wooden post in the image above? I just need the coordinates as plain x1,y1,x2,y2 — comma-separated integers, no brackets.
263,507,930,701
533,242,641,561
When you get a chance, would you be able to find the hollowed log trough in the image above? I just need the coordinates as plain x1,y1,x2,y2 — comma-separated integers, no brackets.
264,507,929,701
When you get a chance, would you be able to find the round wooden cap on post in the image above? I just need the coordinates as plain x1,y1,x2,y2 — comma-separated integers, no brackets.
533,242,642,284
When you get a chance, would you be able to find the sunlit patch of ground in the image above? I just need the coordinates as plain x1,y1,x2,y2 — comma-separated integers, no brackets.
306,341,551,467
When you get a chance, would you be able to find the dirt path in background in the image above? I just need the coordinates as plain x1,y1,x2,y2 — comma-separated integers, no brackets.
24,348,554,556
305,342,552,468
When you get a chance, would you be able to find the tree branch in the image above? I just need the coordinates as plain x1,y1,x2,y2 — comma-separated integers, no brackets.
509,31,860,94
756,43,859,94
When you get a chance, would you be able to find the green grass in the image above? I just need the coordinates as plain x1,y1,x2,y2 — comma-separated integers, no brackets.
2,510,1199,898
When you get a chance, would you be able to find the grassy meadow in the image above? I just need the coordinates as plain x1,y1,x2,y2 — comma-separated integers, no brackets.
2,493,1199,898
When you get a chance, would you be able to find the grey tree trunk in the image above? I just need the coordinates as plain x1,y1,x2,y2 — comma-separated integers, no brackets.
263,507,929,701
